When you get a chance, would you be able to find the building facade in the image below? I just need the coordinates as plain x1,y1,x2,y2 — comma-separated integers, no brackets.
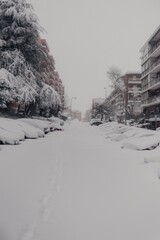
71,110,81,121
140,25,160,128
105,73,141,122
83,109,92,122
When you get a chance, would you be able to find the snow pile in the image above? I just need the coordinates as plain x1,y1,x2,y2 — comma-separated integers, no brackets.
99,122,121,136
109,133,128,142
0,117,64,145
30,116,64,131
0,118,25,144
122,135,160,150
100,122,160,150
0,127,21,145
46,116,64,131
48,122,64,131
47,116,64,126
19,118,64,133
19,118,50,133
0,118,25,140
144,155,160,163
0,117,45,144
16,120,45,139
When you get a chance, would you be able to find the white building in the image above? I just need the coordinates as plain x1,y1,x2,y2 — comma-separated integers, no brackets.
140,25,160,128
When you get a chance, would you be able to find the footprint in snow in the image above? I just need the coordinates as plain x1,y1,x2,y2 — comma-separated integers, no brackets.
18,224,36,240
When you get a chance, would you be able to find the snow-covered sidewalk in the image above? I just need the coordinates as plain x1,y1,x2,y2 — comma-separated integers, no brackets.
1,121,160,240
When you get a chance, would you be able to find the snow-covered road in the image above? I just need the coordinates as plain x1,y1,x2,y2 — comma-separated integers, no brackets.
1,121,160,240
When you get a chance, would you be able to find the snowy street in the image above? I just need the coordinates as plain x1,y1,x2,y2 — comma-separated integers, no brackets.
0,0,159,239
1,121,160,240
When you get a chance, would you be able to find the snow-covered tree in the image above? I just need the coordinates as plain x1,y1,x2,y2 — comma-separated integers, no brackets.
0,0,63,116
39,83,61,108
0,68,18,105
0,0,42,69
0,67,38,113
0,50,40,103
92,102,111,120
39,83,61,116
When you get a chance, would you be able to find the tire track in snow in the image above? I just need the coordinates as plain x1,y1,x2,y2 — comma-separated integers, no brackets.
18,224,36,240
17,154,64,240
40,158,63,222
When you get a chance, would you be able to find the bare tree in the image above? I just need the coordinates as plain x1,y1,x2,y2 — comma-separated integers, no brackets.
92,102,111,121
107,66,122,89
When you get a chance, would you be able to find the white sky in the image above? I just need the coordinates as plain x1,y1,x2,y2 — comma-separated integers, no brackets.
29,0,160,114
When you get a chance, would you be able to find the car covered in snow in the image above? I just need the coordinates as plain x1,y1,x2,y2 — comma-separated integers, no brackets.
90,119,103,126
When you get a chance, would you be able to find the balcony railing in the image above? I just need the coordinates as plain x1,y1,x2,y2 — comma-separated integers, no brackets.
150,58,160,71
149,39,160,56
150,76,160,87
141,68,150,78
128,88,141,92
141,84,149,92
141,76,160,92
142,95,160,106
141,59,160,78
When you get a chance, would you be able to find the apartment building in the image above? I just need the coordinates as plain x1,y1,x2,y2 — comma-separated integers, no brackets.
105,73,141,122
140,25,160,128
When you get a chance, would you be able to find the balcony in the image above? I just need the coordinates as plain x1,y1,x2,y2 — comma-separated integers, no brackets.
141,84,149,92
149,76,160,90
141,59,160,78
150,62,160,75
128,88,141,92
149,39,160,57
128,98,141,103
141,68,150,78
141,95,160,107
128,80,141,84
141,75,160,92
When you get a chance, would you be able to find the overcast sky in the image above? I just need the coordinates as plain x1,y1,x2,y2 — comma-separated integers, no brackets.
30,0,160,114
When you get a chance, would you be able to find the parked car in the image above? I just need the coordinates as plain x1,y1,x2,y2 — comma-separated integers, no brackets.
127,119,135,126
90,119,103,126
136,122,151,129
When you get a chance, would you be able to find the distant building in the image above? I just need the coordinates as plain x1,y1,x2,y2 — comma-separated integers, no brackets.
105,73,141,122
83,109,92,122
140,25,160,128
71,110,81,121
